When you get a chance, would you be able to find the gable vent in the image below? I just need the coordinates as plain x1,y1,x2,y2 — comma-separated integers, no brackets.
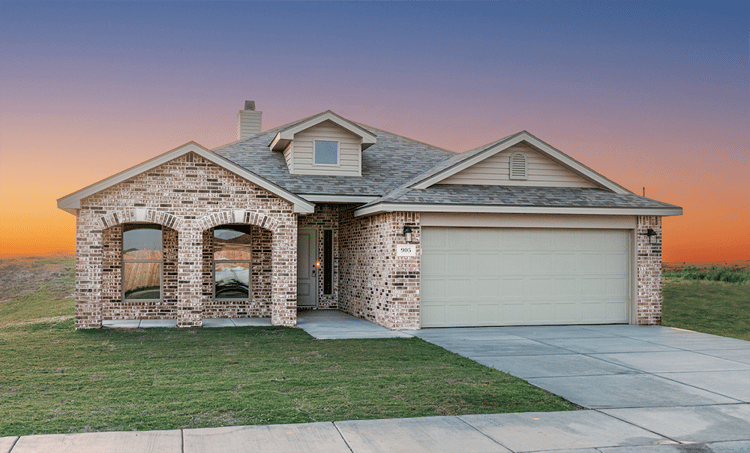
509,152,528,179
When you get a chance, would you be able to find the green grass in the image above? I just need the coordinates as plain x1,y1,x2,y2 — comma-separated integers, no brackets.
0,255,75,325
663,280,750,341
663,264,750,284
0,320,577,436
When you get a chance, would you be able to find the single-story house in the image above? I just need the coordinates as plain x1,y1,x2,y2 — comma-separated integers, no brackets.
58,101,682,330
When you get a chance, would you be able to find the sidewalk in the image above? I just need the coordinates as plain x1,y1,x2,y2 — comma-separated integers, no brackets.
3,410,749,453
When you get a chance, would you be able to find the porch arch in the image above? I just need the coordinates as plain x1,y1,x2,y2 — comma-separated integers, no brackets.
96,209,182,231
197,210,280,233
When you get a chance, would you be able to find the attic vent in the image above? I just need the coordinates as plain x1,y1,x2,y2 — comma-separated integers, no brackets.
509,152,528,180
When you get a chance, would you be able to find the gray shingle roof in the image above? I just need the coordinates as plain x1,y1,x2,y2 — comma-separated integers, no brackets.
375,185,680,209
213,123,456,196
212,116,679,212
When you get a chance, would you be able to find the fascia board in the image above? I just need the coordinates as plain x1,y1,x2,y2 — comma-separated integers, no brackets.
520,133,631,195
57,142,210,210
300,195,379,203
57,141,316,215
354,203,683,218
279,111,377,144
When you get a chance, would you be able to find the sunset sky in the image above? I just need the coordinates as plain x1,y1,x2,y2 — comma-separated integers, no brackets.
1,1,747,262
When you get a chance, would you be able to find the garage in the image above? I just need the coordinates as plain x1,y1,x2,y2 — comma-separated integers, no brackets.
421,227,631,327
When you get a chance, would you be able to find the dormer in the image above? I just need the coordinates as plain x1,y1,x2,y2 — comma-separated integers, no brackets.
269,111,376,176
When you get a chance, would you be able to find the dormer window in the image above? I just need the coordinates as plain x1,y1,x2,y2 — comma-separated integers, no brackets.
314,140,339,166
509,152,528,179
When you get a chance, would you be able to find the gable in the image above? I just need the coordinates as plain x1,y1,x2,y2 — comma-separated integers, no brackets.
411,131,630,194
57,142,315,215
286,120,363,176
441,143,599,188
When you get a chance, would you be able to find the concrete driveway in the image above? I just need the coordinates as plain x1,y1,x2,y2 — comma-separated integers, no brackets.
414,324,750,448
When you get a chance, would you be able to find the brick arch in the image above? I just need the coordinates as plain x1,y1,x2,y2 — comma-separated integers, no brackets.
96,209,182,231
197,210,280,233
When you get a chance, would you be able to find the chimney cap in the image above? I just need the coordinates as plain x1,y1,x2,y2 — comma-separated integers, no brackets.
244,100,256,111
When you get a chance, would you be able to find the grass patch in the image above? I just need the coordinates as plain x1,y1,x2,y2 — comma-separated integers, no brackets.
0,254,75,325
663,264,750,284
0,320,576,436
663,281,750,341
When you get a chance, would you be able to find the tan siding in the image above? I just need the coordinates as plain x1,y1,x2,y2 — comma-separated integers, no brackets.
441,143,599,188
283,143,294,173
289,121,362,176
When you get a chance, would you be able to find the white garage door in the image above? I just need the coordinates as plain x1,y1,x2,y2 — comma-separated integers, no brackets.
421,228,631,327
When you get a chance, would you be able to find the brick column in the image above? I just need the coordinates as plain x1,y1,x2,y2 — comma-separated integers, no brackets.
177,229,203,327
75,217,103,329
271,222,297,327
637,216,662,325
390,212,421,330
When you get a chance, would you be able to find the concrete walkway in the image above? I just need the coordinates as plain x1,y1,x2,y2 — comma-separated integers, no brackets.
6,319,749,452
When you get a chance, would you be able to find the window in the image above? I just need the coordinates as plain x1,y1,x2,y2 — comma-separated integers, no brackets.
123,224,162,300
323,230,333,295
509,152,528,179
214,226,252,300
314,140,339,165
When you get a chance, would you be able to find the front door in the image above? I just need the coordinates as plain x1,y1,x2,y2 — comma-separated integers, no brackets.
297,228,318,308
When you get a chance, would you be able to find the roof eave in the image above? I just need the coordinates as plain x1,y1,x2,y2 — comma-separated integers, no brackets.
354,203,683,218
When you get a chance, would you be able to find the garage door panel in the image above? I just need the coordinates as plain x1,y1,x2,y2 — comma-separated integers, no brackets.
422,227,630,327
500,253,526,274
445,278,473,299
530,253,553,273
422,277,445,300
422,253,446,275
476,253,501,271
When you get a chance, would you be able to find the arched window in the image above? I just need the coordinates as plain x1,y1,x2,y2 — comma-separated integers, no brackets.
509,152,528,180
214,226,253,300
123,224,162,300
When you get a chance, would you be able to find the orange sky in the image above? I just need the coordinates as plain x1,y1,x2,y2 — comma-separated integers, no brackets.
1,2,748,263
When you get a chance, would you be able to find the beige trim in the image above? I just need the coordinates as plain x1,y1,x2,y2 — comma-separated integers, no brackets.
57,141,316,215
270,111,376,151
300,195,379,203
354,203,683,217
412,131,631,194
630,229,638,325
421,213,637,229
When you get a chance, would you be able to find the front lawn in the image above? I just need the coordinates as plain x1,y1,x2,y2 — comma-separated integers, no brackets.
662,280,750,341
0,320,576,437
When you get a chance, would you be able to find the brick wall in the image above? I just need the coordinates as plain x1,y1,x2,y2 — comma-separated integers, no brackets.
636,215,662,325
74,152,297,329
339,209,420,330
298,204,340,310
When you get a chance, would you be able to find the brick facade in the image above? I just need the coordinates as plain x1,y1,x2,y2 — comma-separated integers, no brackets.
636,215,663,325
74,152,297,329
72,152,664,331
339,209,420,330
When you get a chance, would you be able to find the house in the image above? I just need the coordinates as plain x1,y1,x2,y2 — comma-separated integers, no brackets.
58,101,682,330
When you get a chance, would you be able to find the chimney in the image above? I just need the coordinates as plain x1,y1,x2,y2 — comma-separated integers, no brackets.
236,100,262,140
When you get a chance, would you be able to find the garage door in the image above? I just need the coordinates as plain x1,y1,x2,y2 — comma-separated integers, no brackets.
421,228,630,327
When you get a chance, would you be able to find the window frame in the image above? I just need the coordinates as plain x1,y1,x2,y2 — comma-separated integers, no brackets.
122,224,163,302
212,226,253,302
313,140,340,166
